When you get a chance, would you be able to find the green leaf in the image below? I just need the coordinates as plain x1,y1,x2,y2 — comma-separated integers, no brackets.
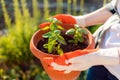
56,45,63,55
35,74,42,80
50,23,57,31
66,28,75,35
48,44,54,53
46,17,53,22
81,29,88,34
48,40,56,53
47,17,60,24
47,17,57,22
68,40,74,43
57,36,66,45
78,28,82,32
52,18,58,23
78,36,84,42
41,26,50,30
58,25,64,30
54,30,61,35
74,24,79,29
42,32,52,38
48,37,55,42
43,44,48,49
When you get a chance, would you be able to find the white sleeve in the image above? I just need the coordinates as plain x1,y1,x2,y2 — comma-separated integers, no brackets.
111,0,117,8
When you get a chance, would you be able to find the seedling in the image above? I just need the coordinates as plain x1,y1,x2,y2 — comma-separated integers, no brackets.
42,18,88,55
66,24,88,45
42,18,66,55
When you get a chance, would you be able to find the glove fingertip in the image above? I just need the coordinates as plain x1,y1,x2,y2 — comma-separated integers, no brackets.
65,60,69,64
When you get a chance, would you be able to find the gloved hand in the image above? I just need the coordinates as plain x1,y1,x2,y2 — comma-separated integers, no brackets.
43,49,97,70
39,14,86,29
51,48,119,73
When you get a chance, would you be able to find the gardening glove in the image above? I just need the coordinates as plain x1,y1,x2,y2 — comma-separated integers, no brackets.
51,48,119,73
39,14,86,29
43,49,97,70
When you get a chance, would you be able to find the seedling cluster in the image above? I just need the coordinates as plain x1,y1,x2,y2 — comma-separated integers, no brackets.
41,18,88,55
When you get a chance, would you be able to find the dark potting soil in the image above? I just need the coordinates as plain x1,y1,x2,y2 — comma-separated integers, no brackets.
37,34,89,55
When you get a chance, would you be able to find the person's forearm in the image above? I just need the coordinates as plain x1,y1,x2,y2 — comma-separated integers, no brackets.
83,6,113,26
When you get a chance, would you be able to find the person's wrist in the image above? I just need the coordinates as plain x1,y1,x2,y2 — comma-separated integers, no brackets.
72,16,86,27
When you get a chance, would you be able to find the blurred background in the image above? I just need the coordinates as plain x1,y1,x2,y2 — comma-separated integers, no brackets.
0,0,110,80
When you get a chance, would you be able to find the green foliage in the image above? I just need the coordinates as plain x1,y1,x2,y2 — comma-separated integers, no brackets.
43,0,49,18
56,0,63,14
80,0,85,14
1,0,12,28
32,0,41,24
42,18,66,55
67,0,72,14
0,0,38,64
42,19,88,56
73,0,77,15
87,25,101,34
0,63,50,80
66,24,88,44
0,0,47,79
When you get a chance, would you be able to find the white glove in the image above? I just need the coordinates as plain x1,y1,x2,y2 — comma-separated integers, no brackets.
72,16,86,27
51,48,119,73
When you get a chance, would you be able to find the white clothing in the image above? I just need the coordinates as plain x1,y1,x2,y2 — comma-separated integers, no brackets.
111,0,120,14
98,0,120,79
100,22,120,79
100,1,120,78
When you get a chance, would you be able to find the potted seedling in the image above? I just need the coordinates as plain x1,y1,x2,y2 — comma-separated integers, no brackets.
39,18,66,55
30,17,95,80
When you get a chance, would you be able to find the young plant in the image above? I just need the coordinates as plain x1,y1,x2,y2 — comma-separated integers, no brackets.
66,24,88,45
42,18,66,55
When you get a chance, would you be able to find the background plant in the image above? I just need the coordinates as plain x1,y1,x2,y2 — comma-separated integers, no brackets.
0,0,47,79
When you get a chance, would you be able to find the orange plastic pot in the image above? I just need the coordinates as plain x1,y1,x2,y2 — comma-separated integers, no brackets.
30,24,95,80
